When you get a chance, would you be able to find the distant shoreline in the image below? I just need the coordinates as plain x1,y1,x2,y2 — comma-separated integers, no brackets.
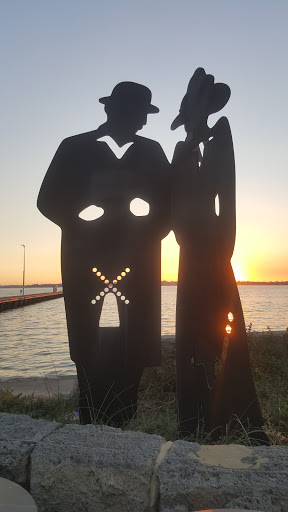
161,281,288,286
0,284,63,288
1,281,288,287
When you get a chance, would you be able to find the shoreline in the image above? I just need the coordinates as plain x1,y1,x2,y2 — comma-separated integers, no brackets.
0,332,287,398
0,375,78,398
1,282,288,287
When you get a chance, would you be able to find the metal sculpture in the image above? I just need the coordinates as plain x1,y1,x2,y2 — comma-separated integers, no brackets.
38,82,170,426
171,68,265,438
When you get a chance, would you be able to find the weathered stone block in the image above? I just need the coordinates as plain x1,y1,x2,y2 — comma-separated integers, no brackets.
0,439,33,486
158,441,288,512
30,424,165,512
0,413,60,487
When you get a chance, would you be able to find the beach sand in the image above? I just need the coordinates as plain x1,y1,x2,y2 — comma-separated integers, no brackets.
0,375,77,398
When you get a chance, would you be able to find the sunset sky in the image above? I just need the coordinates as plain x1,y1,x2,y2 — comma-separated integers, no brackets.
1,0,287,285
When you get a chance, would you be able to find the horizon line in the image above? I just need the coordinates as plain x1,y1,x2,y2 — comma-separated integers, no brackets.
1,280,288,287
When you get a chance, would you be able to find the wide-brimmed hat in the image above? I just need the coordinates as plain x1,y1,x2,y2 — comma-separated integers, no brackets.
99,82,159,114
171,68,231,130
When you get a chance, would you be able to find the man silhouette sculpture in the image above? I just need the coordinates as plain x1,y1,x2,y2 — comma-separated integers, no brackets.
38,82,170,426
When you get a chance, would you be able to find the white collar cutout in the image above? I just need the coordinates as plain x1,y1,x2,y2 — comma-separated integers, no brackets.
97,136,134,159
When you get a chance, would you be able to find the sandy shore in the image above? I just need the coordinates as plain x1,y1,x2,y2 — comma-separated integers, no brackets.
0,375,77,398
0,335,175,398
1,332,286,398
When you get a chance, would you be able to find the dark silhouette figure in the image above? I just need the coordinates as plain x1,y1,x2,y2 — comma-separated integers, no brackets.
171,69,266,439
38,82,170,426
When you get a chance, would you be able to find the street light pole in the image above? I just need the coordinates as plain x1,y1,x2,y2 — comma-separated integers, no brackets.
21,244,25,296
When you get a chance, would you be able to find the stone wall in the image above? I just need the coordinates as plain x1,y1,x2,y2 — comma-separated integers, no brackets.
1,413,288,512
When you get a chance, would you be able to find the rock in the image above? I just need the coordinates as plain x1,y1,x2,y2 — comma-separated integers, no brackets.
0,413,60,444
158,441,288,512
0,439,34,487
2,411,288,512
0,413,60,487
30,423,165,512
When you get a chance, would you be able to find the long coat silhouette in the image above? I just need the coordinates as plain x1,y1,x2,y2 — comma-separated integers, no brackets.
38,122,170,424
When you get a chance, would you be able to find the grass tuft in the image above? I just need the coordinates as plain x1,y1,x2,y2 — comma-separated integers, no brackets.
0,386,79,424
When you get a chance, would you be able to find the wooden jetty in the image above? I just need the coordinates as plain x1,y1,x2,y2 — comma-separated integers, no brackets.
0,292,63,312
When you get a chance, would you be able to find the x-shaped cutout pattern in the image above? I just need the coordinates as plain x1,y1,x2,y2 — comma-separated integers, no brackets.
91,266,130,305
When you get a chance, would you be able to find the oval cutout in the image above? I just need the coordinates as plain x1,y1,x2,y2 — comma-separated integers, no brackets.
130,198,150,216
79,205,104,221
215,194,220,216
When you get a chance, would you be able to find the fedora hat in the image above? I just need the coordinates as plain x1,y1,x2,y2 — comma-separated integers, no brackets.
171,68,231,130
99,82,159,114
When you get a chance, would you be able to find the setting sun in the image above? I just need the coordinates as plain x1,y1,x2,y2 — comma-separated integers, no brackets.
162,232,249,283
161,231,179,282
231,261,246,282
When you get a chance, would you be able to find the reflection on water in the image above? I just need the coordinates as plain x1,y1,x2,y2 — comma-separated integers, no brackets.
0,285,287,379
0,299,73,379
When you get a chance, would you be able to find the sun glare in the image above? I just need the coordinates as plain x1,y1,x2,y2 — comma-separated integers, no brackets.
161,231,179,282
231,262,246,282
161,234,251,283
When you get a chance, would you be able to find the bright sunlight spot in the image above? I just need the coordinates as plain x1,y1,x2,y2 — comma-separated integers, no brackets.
231,261,246,282
228,312,234,322
161,231,179,282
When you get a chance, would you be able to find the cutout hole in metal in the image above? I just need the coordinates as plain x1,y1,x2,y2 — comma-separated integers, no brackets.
226,324,232,334
130,198,150,216
79,205,104,221
215,194,220,216
228,312,234,322
99,293,120,327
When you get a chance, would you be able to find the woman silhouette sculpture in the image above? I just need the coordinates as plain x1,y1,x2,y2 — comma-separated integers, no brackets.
171,68,266,440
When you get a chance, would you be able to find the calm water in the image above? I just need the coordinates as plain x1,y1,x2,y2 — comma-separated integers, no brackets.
0,285,287,379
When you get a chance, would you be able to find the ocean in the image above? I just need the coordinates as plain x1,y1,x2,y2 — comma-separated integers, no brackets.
0,285,287,379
